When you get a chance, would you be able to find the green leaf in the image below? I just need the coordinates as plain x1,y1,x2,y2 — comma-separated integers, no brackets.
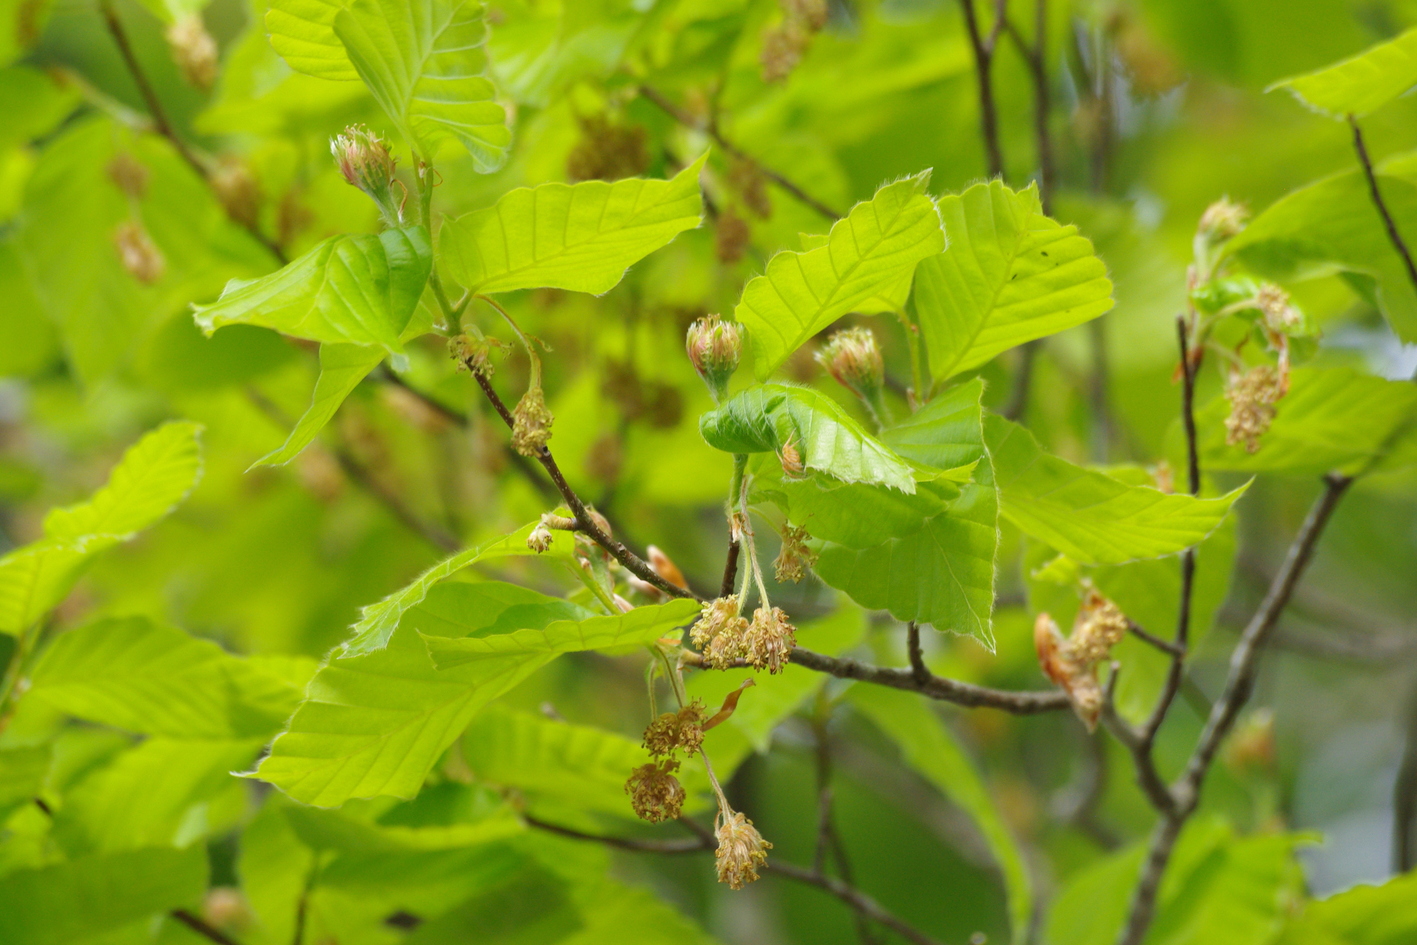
342,520,577,657
0,745,50,819
698,384,916,492
440,155,706,295
281,803,523,852
254,585,692,807
335,0,511,170
267,0,360,80
423,596,701,669
253,344,385,468
1277,871,1417,945
28,616,303,739
848,685,1032,943
55,737,261,854
193,226,432,358
0,422,202,636
1196,367,1417,475
913,179,1113,382
809,380,998,645
735,172,944,380
0,846,207,945
1268,28,1417,118
460,704,709,819
985,414,1246,565
1227,169,1417,341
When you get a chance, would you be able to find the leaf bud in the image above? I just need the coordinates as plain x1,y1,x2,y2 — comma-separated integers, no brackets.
686,315,743,402
165,15,218,90
816,327,886,422
330,125,402,224
625,760,686,823
511,385,554,456
715,809,772,889
113,221,165,285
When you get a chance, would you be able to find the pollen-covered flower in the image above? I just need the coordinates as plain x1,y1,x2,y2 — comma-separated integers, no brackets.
107,153,148,199
686,316,743,402
113,221,165,285
691,596,750,669
566,114,650,183
643,701,706,758
1067,589,1129,665
526,521,554,553
744,606,795,674
625,760,686,823
1224,365,1285,453
511,385,554,456
166,15,218,90
1255,283,1301,331
449,334,500,377
715,809,772,889
773,525,817,584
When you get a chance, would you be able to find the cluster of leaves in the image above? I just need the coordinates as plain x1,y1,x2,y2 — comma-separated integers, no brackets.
1,2,1417,945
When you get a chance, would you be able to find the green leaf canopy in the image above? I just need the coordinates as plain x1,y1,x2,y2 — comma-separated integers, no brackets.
913,180,1114,383
735,172,944,380
440,155,706,296
1268,28,1417,118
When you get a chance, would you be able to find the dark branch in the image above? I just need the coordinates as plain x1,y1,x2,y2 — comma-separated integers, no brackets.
470,370,704,601
638,85,842,221
1350,116,1417,295
906,622,930,685
523,814,710,853
1394,680,1417,871
171,910,244,945
959,0,1007,178
1002,342,1038,421
1127,621,1184,658
720,538,741,599
99,1,287,264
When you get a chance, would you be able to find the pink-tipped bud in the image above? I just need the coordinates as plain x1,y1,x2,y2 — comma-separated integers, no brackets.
816,327,886,421
686,316,743,403
330,125,402,224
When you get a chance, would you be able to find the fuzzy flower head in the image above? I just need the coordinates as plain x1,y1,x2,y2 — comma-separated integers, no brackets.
1197,197,1248,244
449,334,500,377
744,606,796,674
511,385,554,456
773,524,817,584
1225,365,1285,453
526,521,554,554
330,125,402,223
715,809,772,889
1067,589,1129,665
625,760,686,823
166,16,218,90
686,316,743,402
779,438,805,478
1255,283,1301,332
643,701,707,758
691,596,751,669
114,221,165,285
816,327,885,408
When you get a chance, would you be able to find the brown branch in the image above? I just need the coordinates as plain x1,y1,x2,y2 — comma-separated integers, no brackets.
1350,116,1417,296
171,910,244,945
469,370,704,601
719,538,741,599
1003,3,1056,209
959,0,1007,178
907,621,930,684
1127,620,1184,658
99,2,287,264
638,85,842,221
1115,474,1353,945
1394,679,1417,871
522,816,942,945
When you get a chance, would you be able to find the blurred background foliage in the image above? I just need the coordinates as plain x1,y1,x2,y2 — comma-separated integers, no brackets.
0,0,1416,944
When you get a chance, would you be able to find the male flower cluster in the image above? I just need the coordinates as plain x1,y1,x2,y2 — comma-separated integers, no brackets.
773,524,817,583
1224,364,1286,453
715,809,772,889
625,760,686,823
691,597,796,674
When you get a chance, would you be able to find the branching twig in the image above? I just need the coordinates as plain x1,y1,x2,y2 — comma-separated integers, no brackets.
638,85,842,220
99,1,287,264
1350,116,1417,295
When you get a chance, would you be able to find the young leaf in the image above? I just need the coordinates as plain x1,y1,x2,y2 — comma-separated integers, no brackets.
334,0,511,171
1196,367,1417,475
1276,870,1417,944
253,343,386,468
0,847,208,945
698,384,916,492
254,585,691,806
193,226,432,357
28,616,303,739
341,520,577,657
1268,28,1417,118
808,380,998,645
1227,169,1417,341
848,686,1033,943
986,414,1246,565
0,422,202,636
735,172,944,379
267,0,361,80
439,155,706,296
913,180,1113,382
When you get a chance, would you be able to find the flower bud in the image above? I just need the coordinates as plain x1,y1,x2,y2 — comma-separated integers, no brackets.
745,606,795,674
331,125,402,224
816,327,886,421
773,524,817,584
626,760,686,823
511,385,554,456
715,809,771,889
1224,364,1285,454
166,16,218,90
686,316,743,402
1197,197,1248,244
526,521,554,553
113,221,165,284
643,701,706,758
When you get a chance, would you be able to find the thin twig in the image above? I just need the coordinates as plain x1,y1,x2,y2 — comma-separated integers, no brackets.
1394,680,1417,871
171,910,244,945
1127,621,1184,657
720,538,741,599
906,622,930,684
1350,116,1417,295
1115,474,1352,945
959,0,1007,178
638,85,842,220
99,1,287,264
469,370,704,601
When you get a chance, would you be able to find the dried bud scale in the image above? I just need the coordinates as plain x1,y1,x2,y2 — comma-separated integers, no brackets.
1034,613,1103,731
625,760,686,823
715,810,772,889
511,385,554,456
685,316,743,402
